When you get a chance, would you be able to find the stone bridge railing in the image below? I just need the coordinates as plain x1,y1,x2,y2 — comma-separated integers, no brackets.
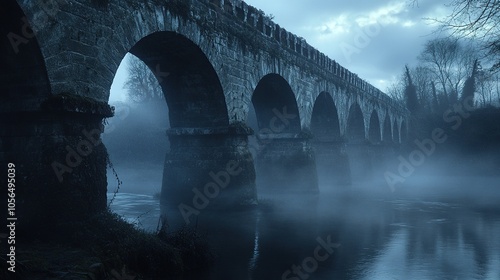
204,0,407,114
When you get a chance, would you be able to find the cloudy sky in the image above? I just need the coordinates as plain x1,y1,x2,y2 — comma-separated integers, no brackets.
244,0,452,91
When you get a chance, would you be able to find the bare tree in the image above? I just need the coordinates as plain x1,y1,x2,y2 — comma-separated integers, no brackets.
411,66,434,112
387,71,406,104
123,54,164,103
411,0,499,71
476,69,500,107
418,37,477,107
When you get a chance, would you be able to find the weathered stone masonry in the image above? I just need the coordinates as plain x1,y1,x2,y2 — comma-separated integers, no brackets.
1,0,409,232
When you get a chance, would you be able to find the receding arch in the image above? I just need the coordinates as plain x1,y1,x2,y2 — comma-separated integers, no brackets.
251,74,301,133
393,120,400,143
383,114,392,143
128,31,228,128
401,120,407,142
346,103,365,142
368,110,381,143
311,92,340,140
0,0,51,111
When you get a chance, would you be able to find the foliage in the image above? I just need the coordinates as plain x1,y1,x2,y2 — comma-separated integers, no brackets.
418,37,475,106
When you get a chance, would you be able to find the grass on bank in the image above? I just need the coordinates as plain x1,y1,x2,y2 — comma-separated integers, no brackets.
4,209,214,280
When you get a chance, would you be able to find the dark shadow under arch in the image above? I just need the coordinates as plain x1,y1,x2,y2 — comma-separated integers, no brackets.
368,110,381,143
0,0,51,111
383,115,392,143
251,74,300,133
129,31,228,128
311,92,340,141
346,103,365,142
393,120,400,143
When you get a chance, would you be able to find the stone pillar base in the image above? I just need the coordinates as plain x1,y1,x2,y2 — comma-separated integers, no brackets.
254,133,318,194
160,126,257,228
312,140,352,187
346,141,374,183
0,94,113,239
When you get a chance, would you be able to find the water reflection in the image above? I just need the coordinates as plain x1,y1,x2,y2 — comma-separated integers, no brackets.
108,178,500,280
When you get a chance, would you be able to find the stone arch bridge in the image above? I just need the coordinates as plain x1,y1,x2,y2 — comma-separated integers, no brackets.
1,0,409,230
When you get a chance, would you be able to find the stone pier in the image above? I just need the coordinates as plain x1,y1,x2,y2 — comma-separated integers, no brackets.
160,124,257,227
312,139,352,187
345,141,374,183
0,94,112,237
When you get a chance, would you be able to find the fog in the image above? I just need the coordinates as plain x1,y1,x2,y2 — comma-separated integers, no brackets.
103,71,500,279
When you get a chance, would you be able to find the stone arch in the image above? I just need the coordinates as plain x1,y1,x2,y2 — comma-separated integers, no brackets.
368,110,381,143
346,103,365,142
251,73,301,133
0,0,51,112
393,119,400,143
310,91,340,140
128,31,228,128
382,113,392,143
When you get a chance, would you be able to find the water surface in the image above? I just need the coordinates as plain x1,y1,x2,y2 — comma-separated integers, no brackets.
108,175,500,280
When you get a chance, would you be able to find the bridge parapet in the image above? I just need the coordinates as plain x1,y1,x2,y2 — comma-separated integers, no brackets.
204,0,407,114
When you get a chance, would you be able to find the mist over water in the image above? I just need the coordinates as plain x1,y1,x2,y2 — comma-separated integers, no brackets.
103,100,500,280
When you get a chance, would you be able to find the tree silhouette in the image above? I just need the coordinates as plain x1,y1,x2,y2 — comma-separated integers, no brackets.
123,54,164,103
412,0,499,72
460,59,479,104
405,65,420,115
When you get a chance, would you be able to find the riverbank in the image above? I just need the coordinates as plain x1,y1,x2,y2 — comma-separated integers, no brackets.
2,209,213,280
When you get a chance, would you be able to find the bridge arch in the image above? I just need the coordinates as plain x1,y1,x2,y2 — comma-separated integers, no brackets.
1,0,51,112
382,114,392,143
368,110,381,143
128,31,229,128
310,92,340,140
251,74,301,133
346,103,365,142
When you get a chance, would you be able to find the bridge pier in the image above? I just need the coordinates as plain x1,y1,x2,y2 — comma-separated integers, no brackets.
345,141,374,183
312,139,352,187
253,133,319,194
160,125,257,228
345,141,398,185
0,95,113,238
369,143,399,182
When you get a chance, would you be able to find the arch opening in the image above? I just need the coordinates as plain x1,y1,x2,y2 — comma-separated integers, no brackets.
383,114,392,143
250,74,317,193
311,92,340,141
346,103,365,142
368,110,381,143
311,92,349,187
103,53,170,200
129,31,229,128
251,74,301,134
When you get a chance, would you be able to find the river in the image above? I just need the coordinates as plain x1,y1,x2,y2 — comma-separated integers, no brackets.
107,173,500,280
